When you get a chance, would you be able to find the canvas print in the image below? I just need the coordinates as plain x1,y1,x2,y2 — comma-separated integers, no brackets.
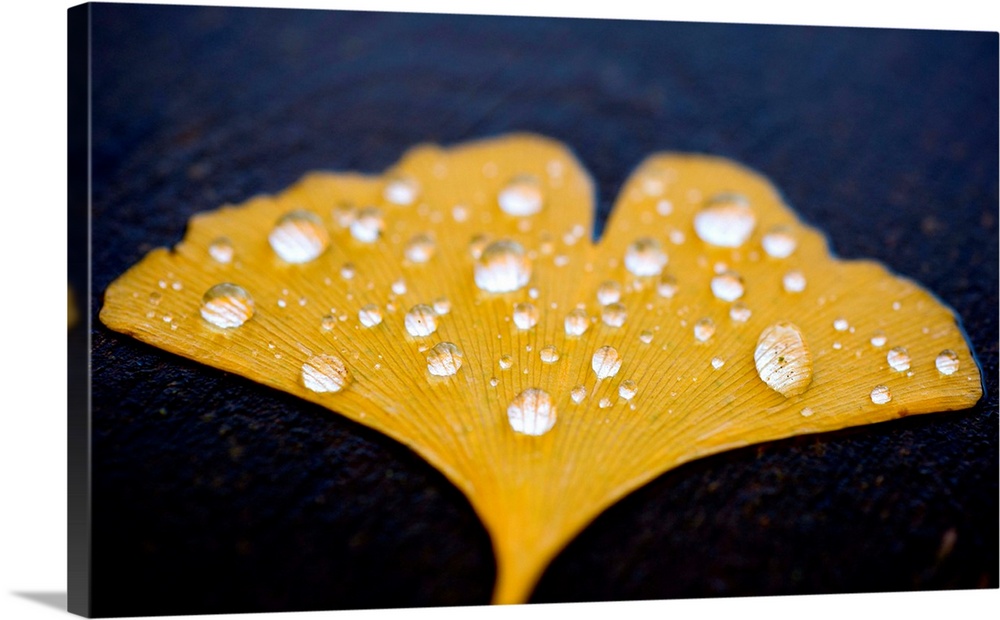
69,2,998,617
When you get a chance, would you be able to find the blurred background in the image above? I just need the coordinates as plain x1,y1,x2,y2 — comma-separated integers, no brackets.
82,3,996,616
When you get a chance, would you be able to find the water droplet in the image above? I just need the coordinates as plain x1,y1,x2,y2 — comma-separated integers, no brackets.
391,279,407,295
596,281,622,306
507,388,556,436
783,270,807,293
887,347,911,372
208,237,234,264
624,237,668,276
148,291,162,306
276,298,287,308
269,210,329,263
754,322,813,397
426,342,463,377
693,318,716,342
711,357,725,369
162,313,173,323
599,397,613,409
383,173,419,206
321,315,336,330
935,350,960,375
339,263,357,280
499,354,513,370
800,407,814,417
762,226,797,258
639,330,654,344
693,193,756,247
539,345,560,364
710,271,745,302
870,330,888,347
512,302,539,330
404,234,436,263
870,384,891,405
833,317,849,332
358,304,383,328
468,234,490,259
404,304,438,337
498,175,544,217
657,274,678,299
729,302,752,323
489,376,499,387
592,345,622,380
601,302,627,327
432,297,451,315
350,206,384,243
656,199,673,216
452,204,469,222
301,354,351,393
570,384,586,404
618,380,638,400
332,203,355,228
200,283,254,328
561,309,587,337
475,239,531,293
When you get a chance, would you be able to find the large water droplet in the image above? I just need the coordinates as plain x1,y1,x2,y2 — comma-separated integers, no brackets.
358,304,383,328
539,345,560,364
592,345,622,379
762,226,797,258
887,347,911,372
383,173,419,206
208,237,234,264
426,342,463,376
269,210,329,263
404,304,438,337
710,271,744,302
404,233,436,263
564,308,590,336
498,175,544,217
596,281,622,306
512,302,539,330
870,384,891,405
754,322,813,397
601,302,627,327
507,388,556,436
693,317,716,342
935,350,960,375
350,206,384,243
475,239,531,293
618,380,638,400
200,283,254,328
301,354,351,393
693,193,756,247
624,238,668,276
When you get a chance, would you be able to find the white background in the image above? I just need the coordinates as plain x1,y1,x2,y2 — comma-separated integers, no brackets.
1,1,997,619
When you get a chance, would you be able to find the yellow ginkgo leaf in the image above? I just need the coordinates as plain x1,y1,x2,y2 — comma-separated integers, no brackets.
99,133,982,605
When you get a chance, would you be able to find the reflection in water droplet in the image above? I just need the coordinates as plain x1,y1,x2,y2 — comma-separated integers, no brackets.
433,297,451,315
618,380,638,400
639,330,654,344
499,354,513,370
602,302,627,327
730,302,752,323
384,173,419,206
870,384,891,405
694,193,756,247
350,206,384,243
711,271,744,302
693,318,716,342
624,237,668,276
935,349,960,375
570,384,586,404
565,309,590,336
539,345,559,364
783,270,807,293
592,345,622,379
475,239,531,293
870,330,888,347
762,226,797,258
404,304,438,337
512,302,539,330
507,388,556,436
426,342,463,377
358,304,383,328
887,347,911,372
209,237,234,264
657,274,678,299
498,175,544,217
404,234,436,263
200,283,254,328
754,322,813,397
596,281,622,306
301,354,351,393
269,210,329,263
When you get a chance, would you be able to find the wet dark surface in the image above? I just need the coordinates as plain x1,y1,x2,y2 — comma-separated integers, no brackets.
80,3,997,616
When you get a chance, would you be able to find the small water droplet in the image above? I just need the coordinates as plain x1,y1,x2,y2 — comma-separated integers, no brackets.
499,354,513,370
601,302,627,327
208,237,234,264
489,376,499,387
754,322,813,397
870,384,891,405
384,173,419,206
332,203,355,228
592,345,622,379
693,317,716,342
599,397,613,409
358,304,383,328
656,199,673,216
624,237,668,276
498,174,544,217
452,204,469,222
432,297,451,315
277,298,287,308
693,193,756,247
762,226,797,258
148,291,162,306
512,302,539,330
468,234,490,259
200,283,254,328
404,304,438,337
870,330,888,347
475,239,531,293
301,354,351,393
350,206,384,243
426,342,463,377
321,315,336,330
539,345,560,364
528,287,540,300
935,349,960,375
570,384,586,404
657,274,678,299
832,342,843,350
783,270,807,293
639,330,654,344
710,271,745,302
565,309,590,336
711,357,725,369
729,302,752,323
887,347,911,372
404,233,436,263
391,279,407,295
339,263,356,280
596,281,622,306
269,210,329,263
162,313,173,323
507,388,556,436
800,407,814,417
618,380,638,400
833,317,849,332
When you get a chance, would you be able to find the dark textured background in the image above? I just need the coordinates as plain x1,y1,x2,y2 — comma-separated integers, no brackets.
80,3,998,616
